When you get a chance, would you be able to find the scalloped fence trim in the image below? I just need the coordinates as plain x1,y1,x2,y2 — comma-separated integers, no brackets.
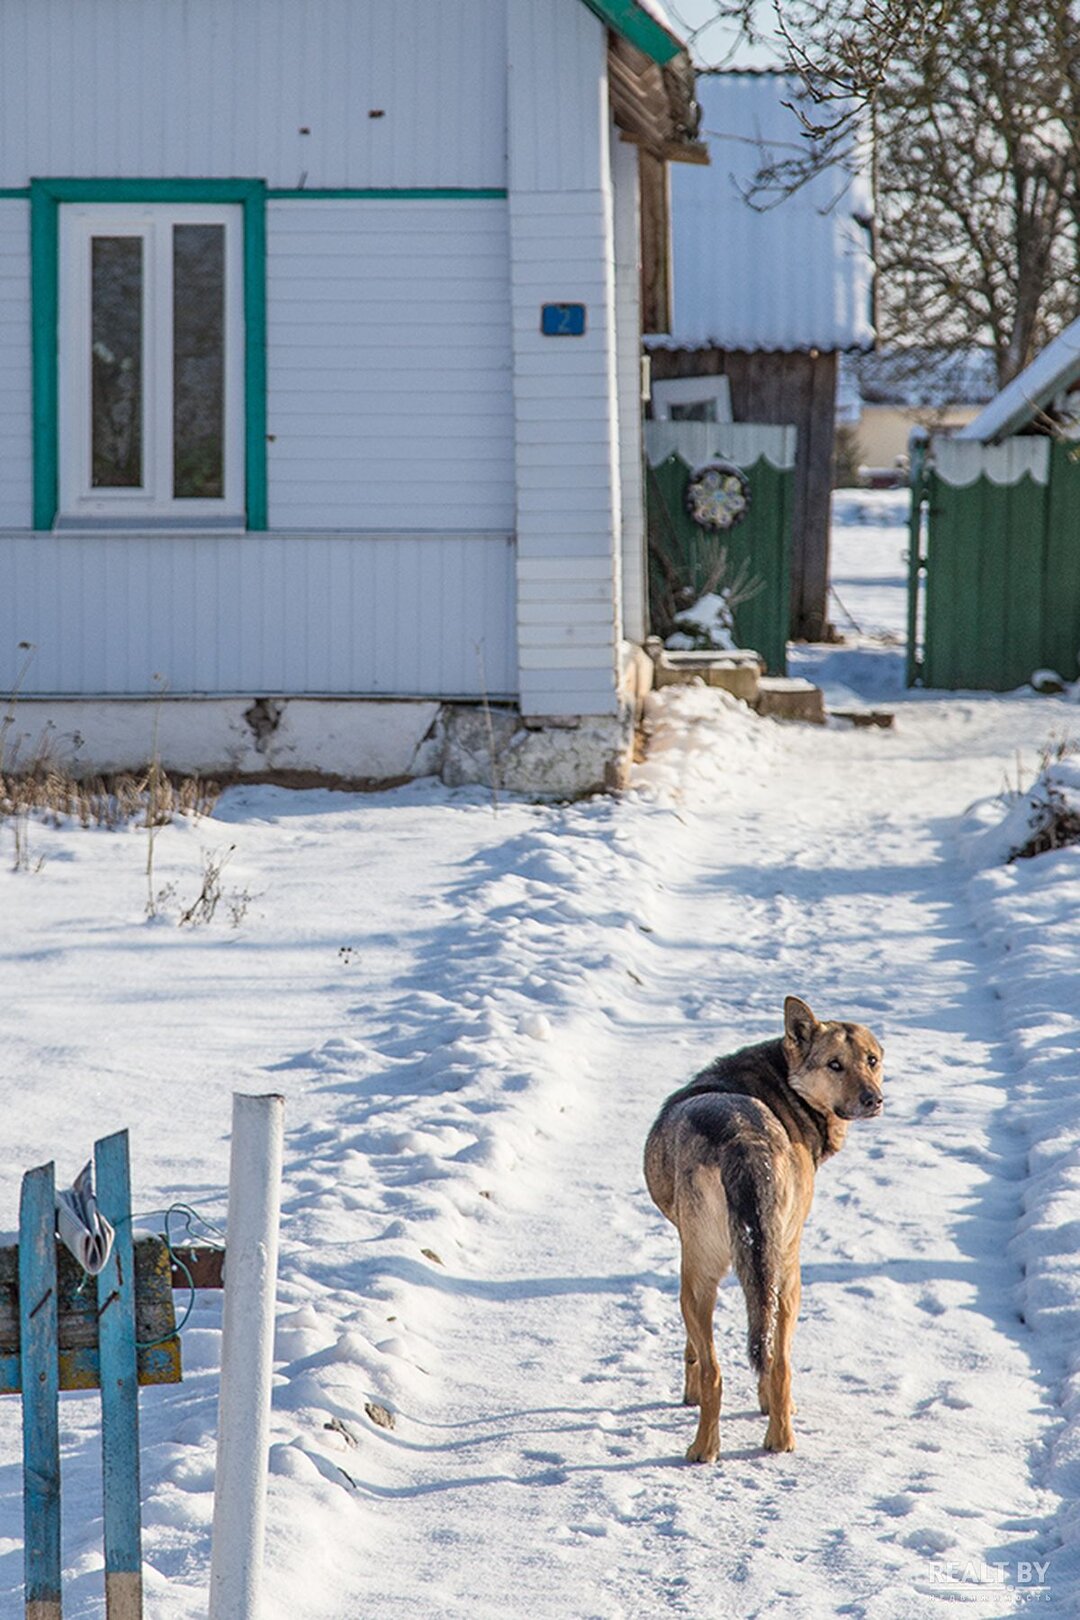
931,437,1050,488
644,420,797,473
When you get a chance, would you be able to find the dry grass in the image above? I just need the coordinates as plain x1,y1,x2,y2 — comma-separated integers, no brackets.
0,764,219,831
1009,737,1080,862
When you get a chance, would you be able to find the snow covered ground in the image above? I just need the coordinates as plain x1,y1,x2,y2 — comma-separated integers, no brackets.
2,496,1080,1616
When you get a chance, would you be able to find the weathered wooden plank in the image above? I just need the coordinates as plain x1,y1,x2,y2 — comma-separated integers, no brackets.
0,1343,179,1395
95,1132,143,1620
169,1246,225,1291
19,1163,61,1620
799,350,839,642
0,1237,180,1392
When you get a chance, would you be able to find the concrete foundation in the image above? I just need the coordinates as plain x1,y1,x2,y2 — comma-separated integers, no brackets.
4,693,637,800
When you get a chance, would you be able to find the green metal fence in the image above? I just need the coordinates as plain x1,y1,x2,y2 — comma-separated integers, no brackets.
644,422,795,675
911,436,1080,690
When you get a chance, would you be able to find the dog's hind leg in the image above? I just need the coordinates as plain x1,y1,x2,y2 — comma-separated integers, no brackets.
683,1336,701,1406
680,1262,721,1463
763,1254,801,1453
758,1366,797,1416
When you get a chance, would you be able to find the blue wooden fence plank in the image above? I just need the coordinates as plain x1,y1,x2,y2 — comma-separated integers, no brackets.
94,1132,143,1620
19,1162,61,1620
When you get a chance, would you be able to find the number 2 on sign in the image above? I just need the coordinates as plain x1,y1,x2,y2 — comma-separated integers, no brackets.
541,303,586,336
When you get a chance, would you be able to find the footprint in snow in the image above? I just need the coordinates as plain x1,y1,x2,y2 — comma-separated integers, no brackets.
877,1493,916,1516
903,1526,958,1554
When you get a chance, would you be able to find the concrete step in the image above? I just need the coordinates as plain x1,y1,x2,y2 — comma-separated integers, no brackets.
754,677,826,725
645,639,765,704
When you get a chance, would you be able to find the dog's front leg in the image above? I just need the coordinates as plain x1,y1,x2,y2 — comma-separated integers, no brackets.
680,1266,721,1462
763,1262,800,1453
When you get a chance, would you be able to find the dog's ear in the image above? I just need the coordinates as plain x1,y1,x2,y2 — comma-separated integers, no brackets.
784,996,818,1056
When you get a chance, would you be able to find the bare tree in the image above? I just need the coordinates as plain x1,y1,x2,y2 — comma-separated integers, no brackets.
686,1,1080,388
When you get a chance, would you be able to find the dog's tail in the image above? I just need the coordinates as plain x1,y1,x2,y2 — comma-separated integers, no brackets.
725,1161,781,1375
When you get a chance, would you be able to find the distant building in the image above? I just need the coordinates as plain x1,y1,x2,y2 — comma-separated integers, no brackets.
845,348,998,473
649,69,874,641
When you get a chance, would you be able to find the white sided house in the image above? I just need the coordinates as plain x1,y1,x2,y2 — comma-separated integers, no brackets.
0,0,703,796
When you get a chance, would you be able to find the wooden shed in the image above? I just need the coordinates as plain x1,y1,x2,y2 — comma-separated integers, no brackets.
648,69,875,642
0,0,703,796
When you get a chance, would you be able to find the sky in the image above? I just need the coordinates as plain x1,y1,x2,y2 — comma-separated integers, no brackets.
663,0,784,68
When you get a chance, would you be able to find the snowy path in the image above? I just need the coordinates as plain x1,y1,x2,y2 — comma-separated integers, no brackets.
326,693,1063,1619
2,498,1078,1615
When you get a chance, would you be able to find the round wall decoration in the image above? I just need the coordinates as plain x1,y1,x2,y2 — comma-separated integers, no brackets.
684,461,751,531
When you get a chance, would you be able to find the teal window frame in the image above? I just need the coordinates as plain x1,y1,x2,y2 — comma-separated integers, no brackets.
30,178,267,531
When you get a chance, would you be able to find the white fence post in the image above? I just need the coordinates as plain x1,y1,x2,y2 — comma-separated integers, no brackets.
209,1093,285,1620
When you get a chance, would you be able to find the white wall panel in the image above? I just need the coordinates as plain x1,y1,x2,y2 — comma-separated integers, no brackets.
612,136,646,643
507,0,621,718
506,0,606,194
1,532,517,698
267,200,515,530
0,0,506,189
0,201,31,528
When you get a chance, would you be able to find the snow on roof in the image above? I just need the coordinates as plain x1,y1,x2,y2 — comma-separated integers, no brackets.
958,316,1080,443
656,71,875,353
627,0,679,34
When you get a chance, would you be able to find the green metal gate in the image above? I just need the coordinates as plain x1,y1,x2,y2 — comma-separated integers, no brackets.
645,422,795,675
909,436,1080,690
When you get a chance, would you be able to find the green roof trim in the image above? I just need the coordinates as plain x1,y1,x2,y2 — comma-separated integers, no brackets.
580,0,683,63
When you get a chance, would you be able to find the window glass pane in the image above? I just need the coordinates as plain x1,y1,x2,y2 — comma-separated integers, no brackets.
173,223,225,499
670,399,718,423
91,236,143,488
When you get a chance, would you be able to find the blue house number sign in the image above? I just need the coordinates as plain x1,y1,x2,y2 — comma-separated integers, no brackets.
541,303,586,336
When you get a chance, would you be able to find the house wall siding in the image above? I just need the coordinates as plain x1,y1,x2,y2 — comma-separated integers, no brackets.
611,136,646,643
3,532,517,697
0,0,640,723
267,199,515,530
0,200,32,529
507,0,622,717
0,0,507,190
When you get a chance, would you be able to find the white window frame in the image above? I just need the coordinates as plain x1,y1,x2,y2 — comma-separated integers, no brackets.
58,202,245,526
651,375,734,423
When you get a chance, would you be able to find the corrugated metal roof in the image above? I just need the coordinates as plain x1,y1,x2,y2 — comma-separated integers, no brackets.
657,71,875,352
957,317,1080,443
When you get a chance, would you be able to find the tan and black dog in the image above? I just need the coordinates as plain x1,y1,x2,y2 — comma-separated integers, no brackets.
644,996,883,1461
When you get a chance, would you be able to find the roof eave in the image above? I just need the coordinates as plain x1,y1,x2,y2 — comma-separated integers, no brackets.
580,0,683,65
958,317,1080,443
